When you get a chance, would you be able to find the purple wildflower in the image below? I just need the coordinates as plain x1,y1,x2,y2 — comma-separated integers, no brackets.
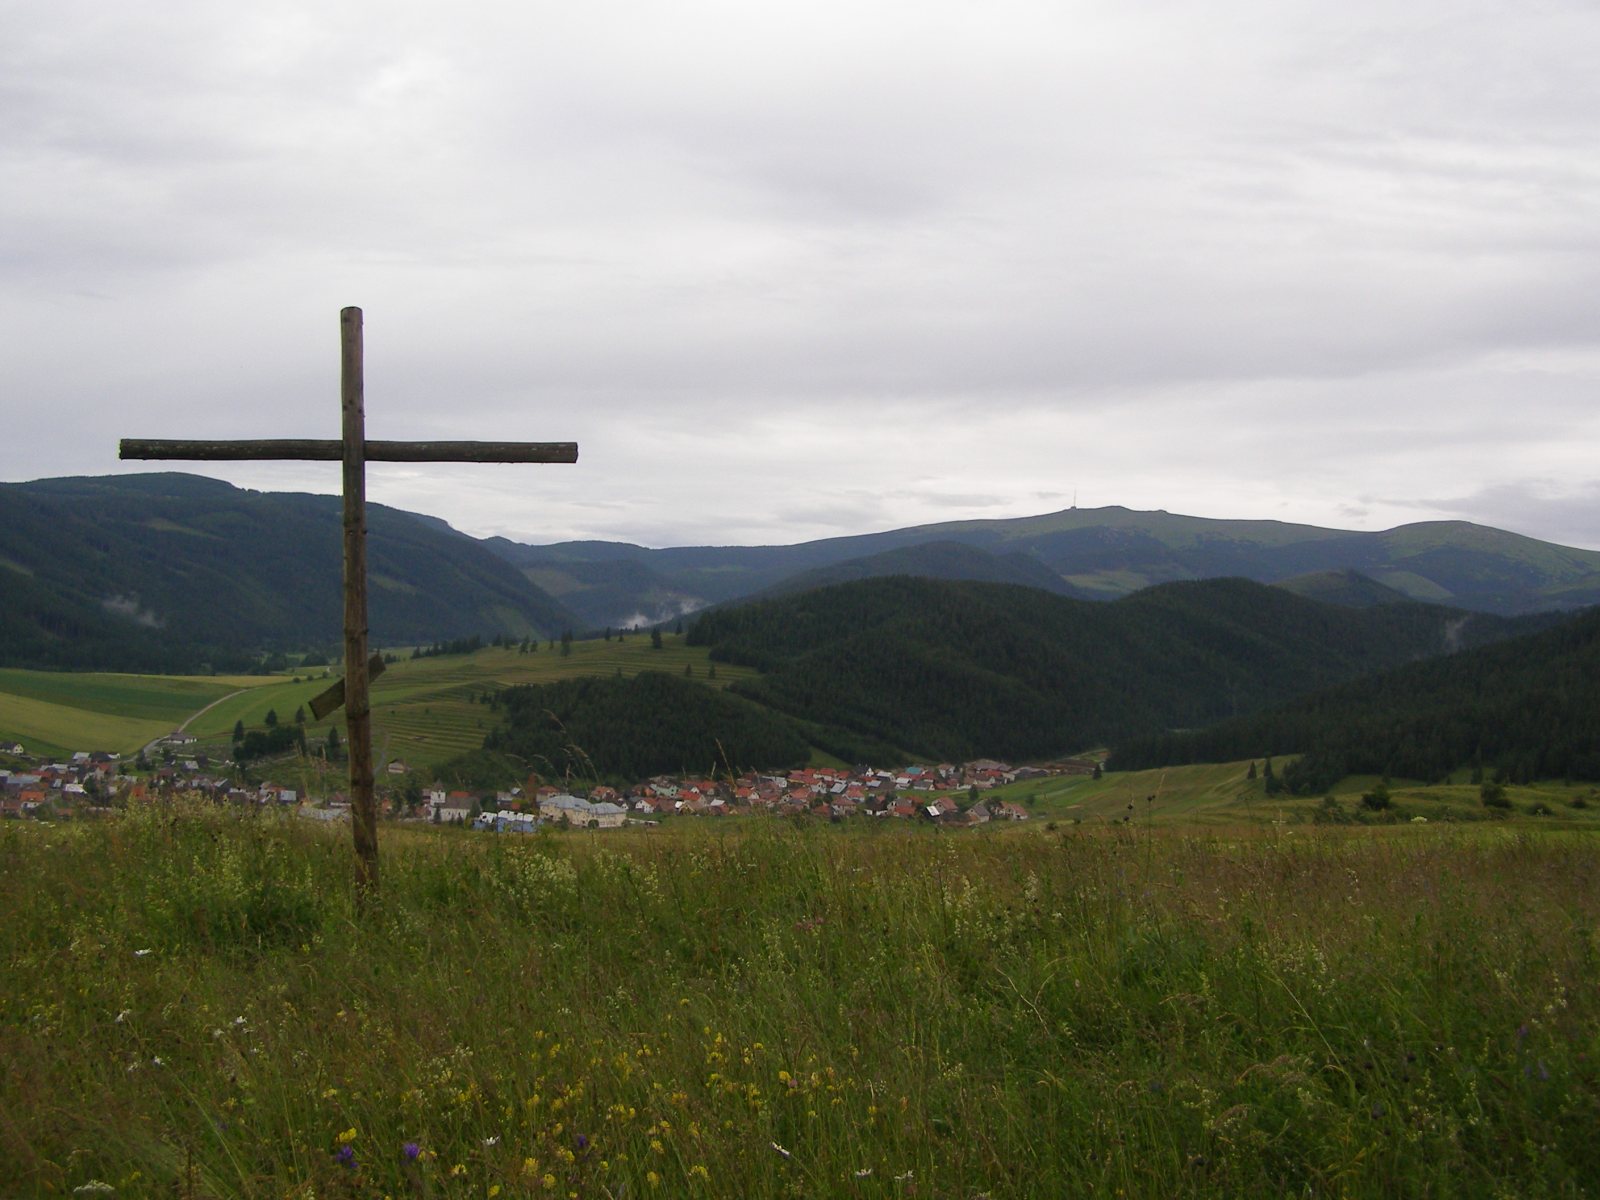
334,1145,356,1170
574,1133,590,1153
402,1142,421,1161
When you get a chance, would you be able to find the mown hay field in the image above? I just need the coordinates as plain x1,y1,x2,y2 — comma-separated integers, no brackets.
3,811,1597,1198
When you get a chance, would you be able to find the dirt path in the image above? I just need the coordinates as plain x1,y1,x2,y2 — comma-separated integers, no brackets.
179,688,253,733
138,687,255,760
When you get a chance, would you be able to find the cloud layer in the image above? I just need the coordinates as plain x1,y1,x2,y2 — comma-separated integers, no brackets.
5,0,1598,548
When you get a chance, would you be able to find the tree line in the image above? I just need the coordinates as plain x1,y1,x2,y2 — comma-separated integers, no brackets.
687,575,1545,764
1109,605,1600,790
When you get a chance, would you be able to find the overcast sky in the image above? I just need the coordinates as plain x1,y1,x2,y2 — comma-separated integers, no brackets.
4,0,1598,550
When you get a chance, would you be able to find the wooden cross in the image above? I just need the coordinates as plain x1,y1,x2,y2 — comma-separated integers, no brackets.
120,307,578,894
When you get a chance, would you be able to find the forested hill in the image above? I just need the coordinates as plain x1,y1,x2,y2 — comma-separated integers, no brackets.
686,576,1547,764
0,474,578,672
482,671,811,783
1108,604,1600,791
748,540,1087,601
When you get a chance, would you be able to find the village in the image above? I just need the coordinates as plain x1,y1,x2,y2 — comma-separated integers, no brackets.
0,734,1100,829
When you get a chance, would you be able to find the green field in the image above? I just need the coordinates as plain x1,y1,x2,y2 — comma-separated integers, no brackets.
3,812,1597,1197
987,760,1600,828
0,636,758,767
0,669,277,758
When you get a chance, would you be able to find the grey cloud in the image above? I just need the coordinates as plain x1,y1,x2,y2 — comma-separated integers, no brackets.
3,0,1598,552
1390,481,1600,551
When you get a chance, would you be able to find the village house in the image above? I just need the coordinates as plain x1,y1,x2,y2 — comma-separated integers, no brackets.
538,793,626,828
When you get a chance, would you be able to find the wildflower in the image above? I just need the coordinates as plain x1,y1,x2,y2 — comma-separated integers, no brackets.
337,1128,358,1145
646,1171,661,1188
482,1135,500,1147
333,1145,356,1170
542,1174,557,1190
574,1133,589,1153
855,1168,874,1178
114,1010,130,1024
402,1143,421,1161
134,949,153,958
73,1182,116,1195
689,1164,709,1181
488,1188,502,1198
151,1057,165,1068
771,1142,792,1160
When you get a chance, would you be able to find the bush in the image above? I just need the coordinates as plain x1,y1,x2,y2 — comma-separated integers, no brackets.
1481,781,1511,809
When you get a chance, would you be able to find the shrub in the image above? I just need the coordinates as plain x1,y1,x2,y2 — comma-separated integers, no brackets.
1481,781,1511,809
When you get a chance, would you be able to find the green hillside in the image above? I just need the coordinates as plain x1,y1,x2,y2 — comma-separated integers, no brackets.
687,576,1547,764
1109,604,1600,791
0,635,757,767
499,504,1600,623
485,670,811,783
0,473,579,671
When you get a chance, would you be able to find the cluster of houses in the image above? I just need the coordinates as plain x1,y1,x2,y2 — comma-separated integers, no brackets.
3,731,1098,832
423,757,1100,831
0,734,312,821
0,746,122,819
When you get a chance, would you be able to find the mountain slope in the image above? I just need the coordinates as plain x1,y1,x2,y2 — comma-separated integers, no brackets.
496,506,1600,625
1272,570,1416,608
686,575,1546,763
1107,605,1600,788
748,540,1087,602
0,474,578,671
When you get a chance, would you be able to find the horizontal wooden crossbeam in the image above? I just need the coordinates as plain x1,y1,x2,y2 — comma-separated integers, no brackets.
309,653,387,722
120,439,578,463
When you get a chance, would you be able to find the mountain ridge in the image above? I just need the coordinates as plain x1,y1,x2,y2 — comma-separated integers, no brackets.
494,504,1600,626
0,473,580,672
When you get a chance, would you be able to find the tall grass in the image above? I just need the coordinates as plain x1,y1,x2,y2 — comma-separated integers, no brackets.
3,811,1597,1197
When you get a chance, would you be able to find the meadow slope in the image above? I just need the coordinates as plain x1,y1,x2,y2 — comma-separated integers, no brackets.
2,814,1597,1198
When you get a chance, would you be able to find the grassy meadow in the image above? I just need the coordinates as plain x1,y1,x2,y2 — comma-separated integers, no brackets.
0,668,276,759
4,811,1598,1198
0,637,754,767
988,762,1600,829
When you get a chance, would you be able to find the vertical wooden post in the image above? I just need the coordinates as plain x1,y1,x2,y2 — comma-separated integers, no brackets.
119,307,577,899
341,307,378,895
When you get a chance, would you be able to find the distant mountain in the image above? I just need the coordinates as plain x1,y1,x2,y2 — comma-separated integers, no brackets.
1272,569,1416,608
748,540,1088,602
686,575,1549,764
0,474,578,672
493,506,1600,626
1108,604,1600,789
